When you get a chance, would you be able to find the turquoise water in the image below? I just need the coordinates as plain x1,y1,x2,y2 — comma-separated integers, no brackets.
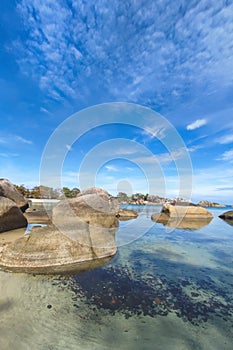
0,205,232,349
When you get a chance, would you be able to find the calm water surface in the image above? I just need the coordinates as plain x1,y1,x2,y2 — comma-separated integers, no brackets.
0,205,232,350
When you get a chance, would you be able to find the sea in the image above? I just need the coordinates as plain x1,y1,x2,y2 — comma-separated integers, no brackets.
0,204,232,350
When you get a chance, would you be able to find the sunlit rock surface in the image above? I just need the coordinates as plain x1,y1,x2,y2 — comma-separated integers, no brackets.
151,204,213,230
0,178,29,212
0,188,118,274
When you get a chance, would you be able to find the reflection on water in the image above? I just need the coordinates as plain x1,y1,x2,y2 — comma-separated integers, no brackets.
151,213,213,230
0,205,233,349
219,217,233,227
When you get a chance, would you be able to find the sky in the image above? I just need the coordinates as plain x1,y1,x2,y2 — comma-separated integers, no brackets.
0,0,233,203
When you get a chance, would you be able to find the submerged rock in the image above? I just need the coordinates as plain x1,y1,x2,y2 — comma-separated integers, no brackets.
0,178,29,212
0,197,28,233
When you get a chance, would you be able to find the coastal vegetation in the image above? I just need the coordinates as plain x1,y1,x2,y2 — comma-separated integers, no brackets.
14,184,80,199
13,185,227,207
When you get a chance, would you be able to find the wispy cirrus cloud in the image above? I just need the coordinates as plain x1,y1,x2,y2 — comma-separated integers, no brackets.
216,133,233,144
216,187,233,191
0,134,32,145
40,107,51,115
187,119,207,131
14,0,233,110
135,147,188,165
105,164,118,172
15,136,33,144
217,149,233,162
0,152,19,158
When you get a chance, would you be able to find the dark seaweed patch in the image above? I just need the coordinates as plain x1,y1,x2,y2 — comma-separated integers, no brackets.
62,264,233,326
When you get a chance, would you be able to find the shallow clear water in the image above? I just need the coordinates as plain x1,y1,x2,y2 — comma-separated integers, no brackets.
0,205,232,349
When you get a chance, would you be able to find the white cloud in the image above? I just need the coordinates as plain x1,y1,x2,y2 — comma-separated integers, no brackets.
105,164,118,172
0,153,19,158
191,166,233,203
218,149,233,162
65,144,72,152
187,145,204,153
40,107,51,114
217,133,233,144
187,119,207,131
15,136,33,144
142,126,167,141
0,135,32,145
135,147,188,165
15,1,233,108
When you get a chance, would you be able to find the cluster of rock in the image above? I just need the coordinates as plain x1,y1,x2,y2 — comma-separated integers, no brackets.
0,184,139,274
0,186,121,274
198,200,226,208
121,196,193,206
1,178,232,273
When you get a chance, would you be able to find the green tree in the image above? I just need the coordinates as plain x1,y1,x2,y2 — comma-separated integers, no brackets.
30,186,41,198
117,192,129,202
62,187,80,198
14,184,30,197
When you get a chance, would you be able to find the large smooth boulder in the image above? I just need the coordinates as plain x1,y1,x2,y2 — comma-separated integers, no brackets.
0,188,118,274
52,192,119,257
77,187,119,212
0,196,28,233
0,178,29,212
151,204,213,230
161,204,213,218
0,225,115,274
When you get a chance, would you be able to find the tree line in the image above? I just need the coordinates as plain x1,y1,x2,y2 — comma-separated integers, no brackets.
14,184,80,199
14,185,172,203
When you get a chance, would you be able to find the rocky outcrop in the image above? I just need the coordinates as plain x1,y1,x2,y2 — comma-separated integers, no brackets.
0,225,116,274
219,211,233,227
151,204,213,230
0,188,118,274
161,204,213,218
219,210,233,219
219,211,233,220
77,187,117,207
116,209,138,220
198,200,226,208
52,191,119,255
0,178,29,212
0,196,28,233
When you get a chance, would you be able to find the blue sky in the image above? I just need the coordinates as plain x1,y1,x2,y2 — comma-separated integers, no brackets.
0,0,233,203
